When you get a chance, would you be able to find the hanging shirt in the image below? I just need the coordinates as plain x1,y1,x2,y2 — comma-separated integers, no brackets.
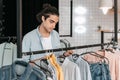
0,42,17,68
41,35,52,50
68,55,92,80
89,62,111,80
114,51,120,80
40,59,56,80
83,51,114,80
99,51,116,80
60,57,81,80
0,60,46,80
47,54,64,80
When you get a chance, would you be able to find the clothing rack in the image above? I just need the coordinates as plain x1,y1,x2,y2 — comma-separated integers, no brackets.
17,0,22,58
114,0,118,43
101,31,119,48
0,36,16,39
23,42,113,55
0,36,17,43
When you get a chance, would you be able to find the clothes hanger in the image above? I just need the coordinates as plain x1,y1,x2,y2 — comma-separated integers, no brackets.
78,46,109,64
81,51,109,64
101,42,114,53
57,55,65,63
60,39,67,48
63,39,71,47
57,47,66,63
15,60,28,67
11,37,17,44
28,52,51,76
7,36,11,43
71,47,80,61
104,37,117,53
29,61,51,74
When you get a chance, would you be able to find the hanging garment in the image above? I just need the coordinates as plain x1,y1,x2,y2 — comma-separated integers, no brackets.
47,54,64,80
89,62,111,80
40,59,56,80
112,50,120,80
60,57,81,80
97,51,116,80
68,55,92,80
60,39,71,48
0,60,46,80
47,60,57,80
83,51,112,80
0,42,17,68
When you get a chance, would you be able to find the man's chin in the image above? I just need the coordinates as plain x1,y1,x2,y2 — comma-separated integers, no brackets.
48,29,53,32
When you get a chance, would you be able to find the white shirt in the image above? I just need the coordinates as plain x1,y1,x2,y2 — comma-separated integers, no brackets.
0,42,17,67
61,58,81,80
41,35,53,50
68,55,92,80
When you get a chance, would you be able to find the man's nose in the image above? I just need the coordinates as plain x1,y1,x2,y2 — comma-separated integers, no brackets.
52,24,56,29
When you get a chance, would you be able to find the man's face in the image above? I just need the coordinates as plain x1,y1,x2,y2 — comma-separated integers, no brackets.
42,15,59,32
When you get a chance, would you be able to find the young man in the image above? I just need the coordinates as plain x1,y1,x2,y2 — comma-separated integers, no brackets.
22,4,73,59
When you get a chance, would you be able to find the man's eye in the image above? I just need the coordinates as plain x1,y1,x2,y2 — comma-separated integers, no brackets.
50,20,54,23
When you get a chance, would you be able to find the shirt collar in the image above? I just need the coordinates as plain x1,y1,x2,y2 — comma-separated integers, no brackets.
12,61,33,80
68,55,81,63
36,26,53,38
61,58,69,67
36,26,42,37
36,26,55,49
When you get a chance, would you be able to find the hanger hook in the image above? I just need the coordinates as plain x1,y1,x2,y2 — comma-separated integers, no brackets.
74,46,78,54
52,49,54,53
29,52,33,62
8,36,11,42
49,50,51,55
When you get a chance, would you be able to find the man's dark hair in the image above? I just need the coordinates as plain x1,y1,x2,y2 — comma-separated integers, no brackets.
36,4,59,24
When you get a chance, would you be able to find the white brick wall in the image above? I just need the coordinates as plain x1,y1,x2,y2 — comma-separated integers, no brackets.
59,0,120,50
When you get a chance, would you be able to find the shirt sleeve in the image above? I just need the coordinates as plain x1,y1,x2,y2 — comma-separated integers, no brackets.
74,65,82,80
52,30,65,57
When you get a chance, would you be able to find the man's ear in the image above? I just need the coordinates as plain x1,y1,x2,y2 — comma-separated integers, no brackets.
41,16,45,22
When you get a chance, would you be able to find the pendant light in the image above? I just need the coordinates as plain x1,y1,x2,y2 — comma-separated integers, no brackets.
99,0,113,15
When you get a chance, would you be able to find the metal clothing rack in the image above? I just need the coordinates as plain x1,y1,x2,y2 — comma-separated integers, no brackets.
22,42,112,55
101,31,119,48
100,0,118,48
0,36,17,43
0,36,16,39
17,0,22,58
114,0,118,42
